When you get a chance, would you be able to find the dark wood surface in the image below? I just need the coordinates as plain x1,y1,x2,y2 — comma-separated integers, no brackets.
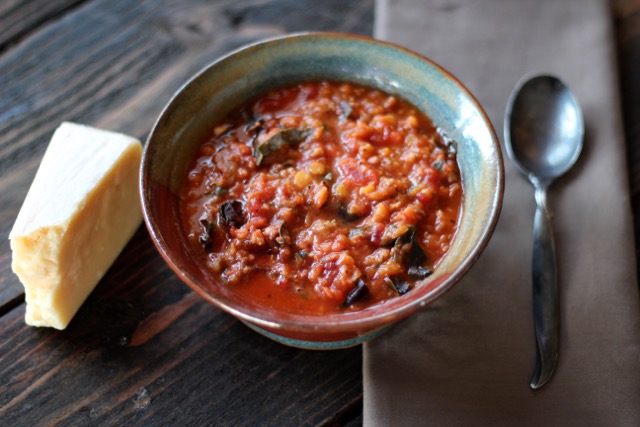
0,1,638,425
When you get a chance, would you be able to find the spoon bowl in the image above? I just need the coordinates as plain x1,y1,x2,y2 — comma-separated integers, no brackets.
506,76,584,185
504,74,584,389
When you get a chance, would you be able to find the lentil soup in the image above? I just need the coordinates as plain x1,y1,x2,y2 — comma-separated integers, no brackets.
180,81,462,315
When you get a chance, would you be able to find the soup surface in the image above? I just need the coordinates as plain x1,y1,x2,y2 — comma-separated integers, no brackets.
180,81,462,315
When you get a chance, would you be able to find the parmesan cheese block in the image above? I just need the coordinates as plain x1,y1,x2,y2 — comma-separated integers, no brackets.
9,122,143,330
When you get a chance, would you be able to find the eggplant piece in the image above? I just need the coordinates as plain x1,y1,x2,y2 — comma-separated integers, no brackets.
345,278,369,306
219,200,245,228
393,226,428,268
408,265,432,279
384,276,411,295
198,218,214,251
387,226,431,280
394,225,416,246
406,237,427,267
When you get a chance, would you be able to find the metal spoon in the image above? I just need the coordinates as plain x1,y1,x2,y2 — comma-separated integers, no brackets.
504,75,584,390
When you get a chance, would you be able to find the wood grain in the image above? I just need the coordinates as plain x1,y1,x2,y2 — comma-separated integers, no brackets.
0,0,86,50
1,0,638,426
0,1,372,425
0,226,364,426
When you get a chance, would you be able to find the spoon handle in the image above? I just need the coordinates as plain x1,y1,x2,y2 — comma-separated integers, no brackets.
530,186,559,389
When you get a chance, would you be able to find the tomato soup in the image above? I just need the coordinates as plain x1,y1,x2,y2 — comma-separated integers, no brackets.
180,81,462,315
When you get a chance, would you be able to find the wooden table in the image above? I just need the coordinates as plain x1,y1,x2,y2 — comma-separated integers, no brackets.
1,1,638,425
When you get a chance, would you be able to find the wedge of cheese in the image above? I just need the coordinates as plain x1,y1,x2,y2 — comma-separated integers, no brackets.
9,122,143,330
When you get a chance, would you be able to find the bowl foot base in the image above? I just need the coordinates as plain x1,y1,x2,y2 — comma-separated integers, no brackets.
242,321,393,350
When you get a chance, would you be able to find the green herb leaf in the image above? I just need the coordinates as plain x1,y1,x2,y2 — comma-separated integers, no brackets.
205,185,228,197
255,128,311,166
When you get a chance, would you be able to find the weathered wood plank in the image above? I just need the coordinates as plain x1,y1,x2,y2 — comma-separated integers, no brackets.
0,225,364,426
0,1,371,425
0,0,86,50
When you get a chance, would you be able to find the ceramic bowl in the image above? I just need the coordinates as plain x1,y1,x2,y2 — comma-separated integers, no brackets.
140,32,504,349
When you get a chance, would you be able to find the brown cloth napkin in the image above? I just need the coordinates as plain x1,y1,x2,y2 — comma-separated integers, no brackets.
365,0,640,425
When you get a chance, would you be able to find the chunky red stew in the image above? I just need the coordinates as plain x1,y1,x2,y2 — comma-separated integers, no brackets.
180,81,462,315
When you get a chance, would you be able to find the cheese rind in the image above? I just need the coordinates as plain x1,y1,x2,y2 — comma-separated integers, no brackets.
9,122,143,329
